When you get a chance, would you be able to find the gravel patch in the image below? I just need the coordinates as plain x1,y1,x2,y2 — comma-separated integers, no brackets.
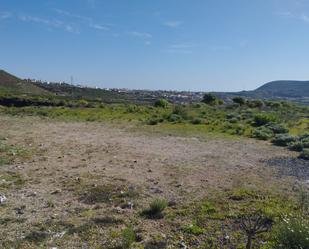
265,157,309,180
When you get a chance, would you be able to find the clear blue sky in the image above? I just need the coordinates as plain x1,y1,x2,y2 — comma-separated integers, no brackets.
1,0,309,91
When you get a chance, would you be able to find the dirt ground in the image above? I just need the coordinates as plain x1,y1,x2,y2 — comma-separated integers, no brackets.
0,115,304,248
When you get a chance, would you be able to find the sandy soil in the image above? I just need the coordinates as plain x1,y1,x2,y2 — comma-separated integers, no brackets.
0,115,301,248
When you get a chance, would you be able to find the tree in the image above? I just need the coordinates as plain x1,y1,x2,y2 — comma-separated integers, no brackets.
154,99,169,108
232,97,245,106
202,93,217,105
240,213,273,249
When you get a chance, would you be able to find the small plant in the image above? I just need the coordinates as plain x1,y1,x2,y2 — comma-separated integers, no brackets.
296,184,309,212
271,215,309,249
142,198,167,219
183,222,205,235
121,226,137,249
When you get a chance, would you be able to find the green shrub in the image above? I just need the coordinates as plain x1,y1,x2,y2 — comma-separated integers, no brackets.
299,149,309,160
253,113,276,126
126,105,140,113
147,119,159,125
229,117,239,124
154,99,169,108
271,216,309,249
252,127,274,140
300,135,309,148
272,134,297,147
299,133,309,141
247,99,264,108
232,97,246,106
266,123,289,134
288,141,304,152
142,199,167,219
168,114,183,123
183,222,205,235
191,118,203,125
172,105,188,119
226,113,237,120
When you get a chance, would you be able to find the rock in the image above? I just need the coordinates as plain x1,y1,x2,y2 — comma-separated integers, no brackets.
168,200,177,207
50,189,61,195
0,194,7,204
150,187,163,194
128,201,134,210
113,207,125,214
15,205,26,215
53,231,65,238
179,241,188,249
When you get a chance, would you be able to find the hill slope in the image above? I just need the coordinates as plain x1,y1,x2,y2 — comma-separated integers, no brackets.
214,80,309,105
254,80,309,98
0,70,50,95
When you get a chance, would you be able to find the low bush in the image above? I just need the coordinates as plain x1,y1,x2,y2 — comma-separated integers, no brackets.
247,99,264,108
272,134,297,147
147,119,159,125
172,105,188,119
232,96,246,106
253,113,276,126
288,141,304,152
300,136,309,148
168,114,183,123
266,123,289,134
252,127,273,140
191,118,203,125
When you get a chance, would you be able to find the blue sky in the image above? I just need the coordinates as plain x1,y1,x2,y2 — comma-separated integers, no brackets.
1,0,309,91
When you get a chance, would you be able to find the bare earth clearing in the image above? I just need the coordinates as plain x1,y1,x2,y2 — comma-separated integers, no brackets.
0,115,305,248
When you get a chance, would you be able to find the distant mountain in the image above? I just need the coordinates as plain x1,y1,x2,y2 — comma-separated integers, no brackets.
254,80,309,98
0,70,50,95
213,80,309,105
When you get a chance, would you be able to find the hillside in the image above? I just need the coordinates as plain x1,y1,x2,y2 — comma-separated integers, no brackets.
0,70,156,104
255,80,309,98
214,80,309,105
0,70,50,95
32,82,156,104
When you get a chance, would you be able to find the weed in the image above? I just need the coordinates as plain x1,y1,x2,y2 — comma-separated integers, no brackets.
142,198,167,219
